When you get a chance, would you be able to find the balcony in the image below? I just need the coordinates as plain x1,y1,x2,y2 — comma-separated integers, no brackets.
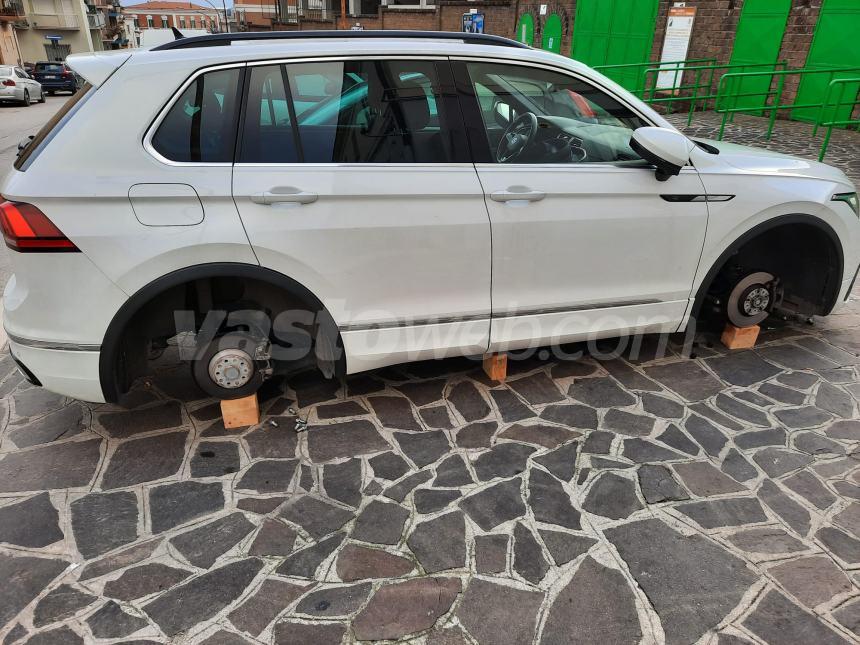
0,0,25,20
28,12,81,29
87,11,106,28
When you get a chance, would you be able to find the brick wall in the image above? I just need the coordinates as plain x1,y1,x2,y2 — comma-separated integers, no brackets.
271,0,833,108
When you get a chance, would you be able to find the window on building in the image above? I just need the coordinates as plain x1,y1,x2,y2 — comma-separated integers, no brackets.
133,16,139,28
160,14,169,26
151,68,242,163
179,16,186,28
146,15,153,27
465,61,646,164
190,16,196,28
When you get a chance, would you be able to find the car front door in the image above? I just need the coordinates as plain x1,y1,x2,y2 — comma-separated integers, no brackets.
232,58,491,373
454,59,709,352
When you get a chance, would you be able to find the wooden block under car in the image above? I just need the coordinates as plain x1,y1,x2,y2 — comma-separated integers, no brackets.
483,353,508,382
721,323,760,350
220,393,260,428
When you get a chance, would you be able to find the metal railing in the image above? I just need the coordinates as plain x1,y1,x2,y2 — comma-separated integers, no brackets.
812,77,860,161
593,58,717,96
714,67,860,141
637,61,788,126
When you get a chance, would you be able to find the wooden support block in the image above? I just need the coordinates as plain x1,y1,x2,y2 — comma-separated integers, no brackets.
483,353,508,382
721,323,760,350
221,393,260,429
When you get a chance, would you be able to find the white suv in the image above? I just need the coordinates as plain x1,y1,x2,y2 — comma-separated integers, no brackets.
1,31,858,403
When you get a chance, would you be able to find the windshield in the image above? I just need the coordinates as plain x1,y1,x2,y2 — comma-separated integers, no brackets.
35,63,64,73
0,66,12,77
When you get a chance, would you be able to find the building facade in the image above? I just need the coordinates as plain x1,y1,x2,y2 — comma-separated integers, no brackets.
0,0,132,66
256,0,855,118
124,1,222,33
0,1,25,65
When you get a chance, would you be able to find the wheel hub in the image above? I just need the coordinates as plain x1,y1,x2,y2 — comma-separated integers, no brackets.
742,286,771,316
208,349,254,389
727,271,776,328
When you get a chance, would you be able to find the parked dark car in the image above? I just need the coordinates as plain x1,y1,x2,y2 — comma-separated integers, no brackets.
31,62,78,94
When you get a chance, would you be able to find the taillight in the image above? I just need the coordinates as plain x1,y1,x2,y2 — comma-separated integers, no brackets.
61,71,72,78
0,201,79,252
2,79,15,87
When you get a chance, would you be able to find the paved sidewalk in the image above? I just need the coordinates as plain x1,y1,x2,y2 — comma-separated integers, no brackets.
0,116,859,645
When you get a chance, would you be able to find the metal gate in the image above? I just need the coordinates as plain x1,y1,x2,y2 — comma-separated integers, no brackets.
44,42,71,61
571,0,658,91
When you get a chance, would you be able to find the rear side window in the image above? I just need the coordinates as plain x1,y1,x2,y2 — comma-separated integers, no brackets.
239,65,299,164
14,83,94,172
151,67,242,163
239,59,455,164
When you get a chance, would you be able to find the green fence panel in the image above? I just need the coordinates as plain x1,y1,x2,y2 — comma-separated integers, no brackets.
794,0,860,123
541,13,562,53
516,13,535,46
727,0,791,113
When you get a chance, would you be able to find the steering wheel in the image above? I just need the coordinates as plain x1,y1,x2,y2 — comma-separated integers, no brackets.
496,112,538,163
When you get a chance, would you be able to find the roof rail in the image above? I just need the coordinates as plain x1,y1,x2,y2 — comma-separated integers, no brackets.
151,29,530,51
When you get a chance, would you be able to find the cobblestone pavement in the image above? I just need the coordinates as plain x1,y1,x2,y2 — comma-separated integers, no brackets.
1,117,860,645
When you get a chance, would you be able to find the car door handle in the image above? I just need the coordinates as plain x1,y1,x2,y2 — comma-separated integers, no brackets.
490,188,546,203
251,189,318,205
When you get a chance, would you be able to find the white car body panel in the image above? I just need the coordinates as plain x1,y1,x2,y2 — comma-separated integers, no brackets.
476,164,708,351
233,164,493,372
0,35,856,402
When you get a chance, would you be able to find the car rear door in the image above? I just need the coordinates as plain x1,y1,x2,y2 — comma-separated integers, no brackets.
231,57,491,373
454,59,709,352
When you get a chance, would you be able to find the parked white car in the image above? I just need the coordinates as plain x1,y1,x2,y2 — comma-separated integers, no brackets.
0,65,45,106
1,32,858,403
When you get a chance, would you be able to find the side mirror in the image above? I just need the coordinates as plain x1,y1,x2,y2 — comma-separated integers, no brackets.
630,127,695,181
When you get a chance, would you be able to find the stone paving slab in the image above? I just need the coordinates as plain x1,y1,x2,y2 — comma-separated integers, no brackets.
0,115,859,644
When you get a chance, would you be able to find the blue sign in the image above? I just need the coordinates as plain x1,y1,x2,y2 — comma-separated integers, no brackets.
462,12,484,34
45,35,63,41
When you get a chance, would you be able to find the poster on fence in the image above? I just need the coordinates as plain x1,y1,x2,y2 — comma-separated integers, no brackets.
656,5,697,92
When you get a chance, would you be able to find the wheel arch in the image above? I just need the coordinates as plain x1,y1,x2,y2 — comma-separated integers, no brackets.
688,213,844,324
99,262,343,403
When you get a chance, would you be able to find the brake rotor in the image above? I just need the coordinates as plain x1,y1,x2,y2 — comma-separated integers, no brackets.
727,271,775,327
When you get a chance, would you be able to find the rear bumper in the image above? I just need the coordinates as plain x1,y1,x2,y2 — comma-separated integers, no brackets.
0,86,23,101
8,339,104,402
38,80,76,91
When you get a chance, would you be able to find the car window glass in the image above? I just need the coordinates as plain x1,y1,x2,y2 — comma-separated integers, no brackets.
285,59,453,164
239,65,300,164
36,63,64,73
466,62,646,165
151,67,241,163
